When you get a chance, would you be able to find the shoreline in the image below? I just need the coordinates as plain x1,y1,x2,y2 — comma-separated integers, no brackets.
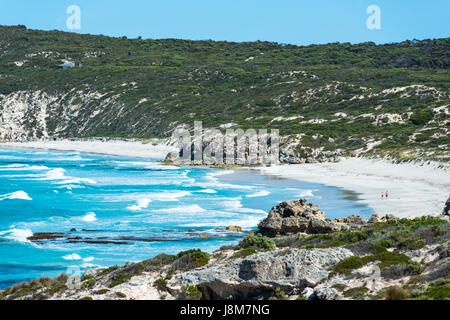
0,139,177,160
255,158,450,218
1,139,449,218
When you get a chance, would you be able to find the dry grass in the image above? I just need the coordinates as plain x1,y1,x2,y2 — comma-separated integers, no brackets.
385,286,410,300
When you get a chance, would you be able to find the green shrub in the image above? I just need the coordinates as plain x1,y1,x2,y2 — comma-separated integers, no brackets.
231,248,257,259
95,288,109,295
373,240,395,252
109,273,131,288
410,110,433,125
239,233,276,251
269,288,288,300
81,279,95,289
180,285,202,300
153,278,168,290
331,283,347,291
176,249,210,269
374,251,411,269
80,296,93,300
333,256,366,274
333,250,411,274
423,285,450,300
116,292,127,298
344,286,369,299
49,284,67,294
397,238,426,250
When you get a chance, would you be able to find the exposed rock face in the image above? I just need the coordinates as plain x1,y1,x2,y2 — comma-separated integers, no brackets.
258,198,400,237
226,226,243,232
443,196,450,216
0,90,122,142
176,247,353,299
258,199,332,236
314,287,341,300
258,199,366,236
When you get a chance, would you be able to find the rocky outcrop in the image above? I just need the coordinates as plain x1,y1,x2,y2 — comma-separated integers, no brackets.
176,247,353,299
443,196,450,216
257,198,385,237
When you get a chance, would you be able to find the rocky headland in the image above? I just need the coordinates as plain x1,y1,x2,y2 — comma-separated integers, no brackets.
1,198,449,301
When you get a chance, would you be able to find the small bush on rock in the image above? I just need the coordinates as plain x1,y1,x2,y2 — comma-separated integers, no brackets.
239,233,276,251
175,249,210,270
180,285,202,300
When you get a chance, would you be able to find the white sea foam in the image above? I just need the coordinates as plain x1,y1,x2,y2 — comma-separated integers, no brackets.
0,228,33,242
0,191,32,201
126,191,191,210
298,189,314,198
247,190,270,198
81,212,97,222
199,170,253,190
197,189,217,194
62,253,82,260
208,170,235,177
182,170,193,180
110,160,179,170
0,164,49,171
127,199,152,211
155,204,206,214
83,256,95,262
37,168,97,184
221,199,267,214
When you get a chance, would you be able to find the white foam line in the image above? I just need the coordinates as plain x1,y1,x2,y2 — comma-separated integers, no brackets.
0,228,33,242
247,190,270,198
0,191,32,201
155,204,206,214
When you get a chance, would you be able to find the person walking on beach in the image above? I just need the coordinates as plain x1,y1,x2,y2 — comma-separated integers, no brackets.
381,192,384,200
385,191,389,199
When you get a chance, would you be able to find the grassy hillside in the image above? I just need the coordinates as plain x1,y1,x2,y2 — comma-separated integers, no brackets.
0,25,449,160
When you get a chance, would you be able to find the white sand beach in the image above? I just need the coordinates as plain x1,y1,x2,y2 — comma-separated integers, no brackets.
1,140,448,218
0,139,177,160
256,158,450,218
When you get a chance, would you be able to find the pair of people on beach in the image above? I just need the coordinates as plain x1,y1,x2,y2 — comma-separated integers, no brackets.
381,191,389,200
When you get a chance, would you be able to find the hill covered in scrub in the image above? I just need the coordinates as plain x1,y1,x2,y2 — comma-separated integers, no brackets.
0,25,449,161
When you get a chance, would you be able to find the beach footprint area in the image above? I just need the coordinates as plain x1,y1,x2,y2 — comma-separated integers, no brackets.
0,147,373,288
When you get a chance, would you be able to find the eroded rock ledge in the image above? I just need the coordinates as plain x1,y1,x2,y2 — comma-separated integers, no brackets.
257,198,397,237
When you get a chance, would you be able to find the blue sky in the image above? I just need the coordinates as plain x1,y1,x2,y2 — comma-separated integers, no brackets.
0,0,448,45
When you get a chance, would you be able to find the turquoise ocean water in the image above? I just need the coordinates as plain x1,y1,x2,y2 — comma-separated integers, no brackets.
0,147,373,288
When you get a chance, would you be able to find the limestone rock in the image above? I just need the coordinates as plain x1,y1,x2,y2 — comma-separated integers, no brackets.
176,247,353,299
314,287,340,300
258,199,332,236
226,226,243,232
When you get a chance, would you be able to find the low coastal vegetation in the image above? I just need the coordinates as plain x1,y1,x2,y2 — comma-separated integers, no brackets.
1,198,448,301
0,25,448,162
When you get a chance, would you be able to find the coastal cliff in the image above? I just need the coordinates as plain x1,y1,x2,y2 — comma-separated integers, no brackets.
1,198,448,301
